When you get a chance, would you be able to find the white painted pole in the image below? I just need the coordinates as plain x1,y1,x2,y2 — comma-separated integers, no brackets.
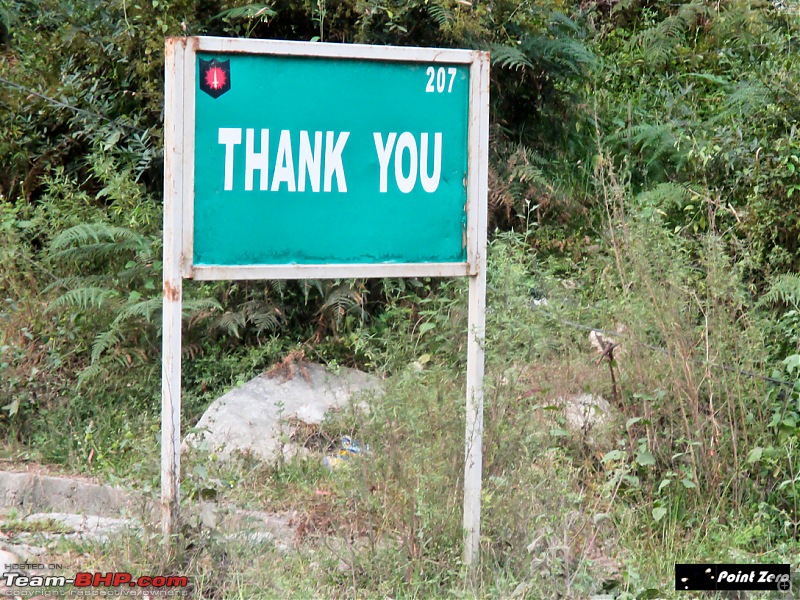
463,271,487,567
463,51,490,568
161,38,185,539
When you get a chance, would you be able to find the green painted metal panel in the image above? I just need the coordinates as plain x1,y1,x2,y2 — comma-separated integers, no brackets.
193,53,469,266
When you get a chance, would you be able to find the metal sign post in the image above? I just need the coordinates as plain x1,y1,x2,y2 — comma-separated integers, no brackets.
162,36,489,565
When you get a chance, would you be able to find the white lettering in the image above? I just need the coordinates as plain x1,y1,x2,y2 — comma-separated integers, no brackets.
219,128,353,193
218,128,242,191
426,67,435,92
448,67,456,92
419,132,442,193
373,132,397,193
245,128,269,191
324,131,349,192
271,130,296,192
394,132,418,194
298,131,322,193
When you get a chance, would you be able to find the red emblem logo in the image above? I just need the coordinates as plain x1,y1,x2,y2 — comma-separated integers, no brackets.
199,58,231,99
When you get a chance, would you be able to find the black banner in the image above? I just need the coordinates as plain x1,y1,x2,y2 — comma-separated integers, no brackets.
675,564,791,592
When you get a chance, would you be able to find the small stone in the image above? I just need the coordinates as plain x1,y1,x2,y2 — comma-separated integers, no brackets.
337,558,352,573
563,393,613,432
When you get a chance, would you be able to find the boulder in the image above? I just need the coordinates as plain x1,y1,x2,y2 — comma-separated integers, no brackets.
0,472,135,517
23,513,136,542
185,362,381,462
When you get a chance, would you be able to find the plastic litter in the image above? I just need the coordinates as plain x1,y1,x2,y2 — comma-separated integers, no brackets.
323,436,369,471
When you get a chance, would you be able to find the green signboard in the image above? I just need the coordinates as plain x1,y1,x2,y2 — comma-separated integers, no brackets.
163,37,489,564
170,37,487,281
172,39,487,280
191,49,470,268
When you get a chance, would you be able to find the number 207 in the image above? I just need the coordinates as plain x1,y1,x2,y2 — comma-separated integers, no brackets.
426,66,457,93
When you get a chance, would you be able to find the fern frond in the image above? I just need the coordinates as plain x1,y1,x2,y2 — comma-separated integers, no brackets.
117,263,156,286
538,37,595,75
493,16,594,78
215,4,275,22
629,2,707,68
514,163,547,186
50,222,145,251
514,144,547,166
320,283,362,311
547,11,582,36
428,1,454,28
717,80,772,119
319,283,366,329
491,44,534,72
214,311,247,339
49,287,117,310
77,363,105,387
266,279,286,298
183,298,223,318
300,279,325,304
506,143,549,186
762,274,800,309
111,351,139,368
43,275,108,294
709,1,782,54
184,298,223,329
635,182,692,210
249,308,281,333
91,328,124,363
52,240,146,262
606,123,680,166
111,297,162,326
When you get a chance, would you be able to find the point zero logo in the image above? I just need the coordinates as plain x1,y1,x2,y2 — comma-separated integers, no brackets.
675,563,791,592
199,58,231,99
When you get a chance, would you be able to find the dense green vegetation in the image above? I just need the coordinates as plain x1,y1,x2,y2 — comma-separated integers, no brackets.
2,0,800,597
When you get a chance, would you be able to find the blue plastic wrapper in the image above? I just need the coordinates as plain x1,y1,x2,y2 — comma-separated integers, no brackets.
324,436,370,470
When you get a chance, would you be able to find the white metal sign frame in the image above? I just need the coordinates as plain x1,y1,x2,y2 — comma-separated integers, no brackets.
162,36,489,566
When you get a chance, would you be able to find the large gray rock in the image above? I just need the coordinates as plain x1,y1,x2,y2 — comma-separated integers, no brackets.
23,513,136,542
0,472,135,517
185,362,381,462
